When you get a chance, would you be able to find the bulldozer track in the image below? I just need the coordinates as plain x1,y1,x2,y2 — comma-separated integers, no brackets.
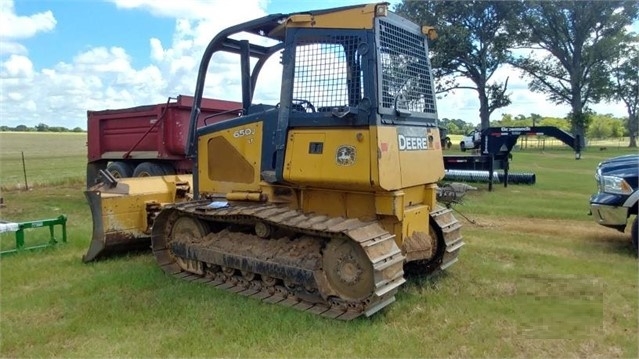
402,205,464,276
431,205,464,271
151,200,407,320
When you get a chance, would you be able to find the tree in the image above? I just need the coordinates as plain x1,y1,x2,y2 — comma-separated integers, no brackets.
395,1,515,129
587,113,626,139
538,116,571,131
510,0,639,147
35,123,49,132
439,117,475,134
490,113,532,127
530,113,542,127
609,40,638,147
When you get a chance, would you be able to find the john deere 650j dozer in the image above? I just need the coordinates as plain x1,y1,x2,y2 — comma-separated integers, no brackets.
84,3,463,320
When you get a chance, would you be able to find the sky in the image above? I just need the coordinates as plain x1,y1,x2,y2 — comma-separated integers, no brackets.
0,0,633,130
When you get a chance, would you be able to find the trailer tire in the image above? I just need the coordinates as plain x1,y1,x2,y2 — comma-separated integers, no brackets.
133,162,165,177
107,161,135,178
161,163,176,175
460,142,466,152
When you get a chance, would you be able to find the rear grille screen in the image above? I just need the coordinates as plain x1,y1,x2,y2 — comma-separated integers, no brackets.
378,19,436,114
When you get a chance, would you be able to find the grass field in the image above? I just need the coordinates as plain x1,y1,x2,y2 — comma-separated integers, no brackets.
0,132,87,190
0,133,637,358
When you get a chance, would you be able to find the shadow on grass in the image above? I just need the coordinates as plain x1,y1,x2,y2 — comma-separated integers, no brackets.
403,266,449,290
83,247,152,263
581,231,637,257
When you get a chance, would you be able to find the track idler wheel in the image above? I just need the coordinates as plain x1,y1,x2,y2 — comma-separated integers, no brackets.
321,237,374,301
153,211,209,275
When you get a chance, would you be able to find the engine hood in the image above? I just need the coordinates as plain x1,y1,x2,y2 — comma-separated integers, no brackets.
597,154,639,189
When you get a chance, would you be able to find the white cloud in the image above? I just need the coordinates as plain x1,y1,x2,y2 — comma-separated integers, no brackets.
73,47,132,73
149,38,164,62
110,0,266,22
1,54,33,78
0,0,56,61
0,0,632,131
436,63,629,124
0,0,271,129
0,44,169,128
0,41,27,56
0,0,56,40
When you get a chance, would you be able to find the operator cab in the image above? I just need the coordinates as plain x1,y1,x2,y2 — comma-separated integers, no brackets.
189,3,441,195
191,3,438,137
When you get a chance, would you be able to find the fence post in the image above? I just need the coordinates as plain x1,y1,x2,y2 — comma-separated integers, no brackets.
21,151,29,191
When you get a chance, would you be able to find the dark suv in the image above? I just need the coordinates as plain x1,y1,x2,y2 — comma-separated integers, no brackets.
589,154,638,252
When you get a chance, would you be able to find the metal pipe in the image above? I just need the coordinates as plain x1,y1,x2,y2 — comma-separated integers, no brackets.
506,172,537,185
444,170,536,185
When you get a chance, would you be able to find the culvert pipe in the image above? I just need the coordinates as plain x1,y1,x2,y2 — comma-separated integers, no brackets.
443,170,536,185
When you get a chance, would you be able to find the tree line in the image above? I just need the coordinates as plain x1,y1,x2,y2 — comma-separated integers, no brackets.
442,112,630,139
0,115,628,140
0,123,85,133
395,0,638,147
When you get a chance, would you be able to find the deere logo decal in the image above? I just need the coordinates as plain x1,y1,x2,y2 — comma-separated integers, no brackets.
397,126,430,151
336,145,356,166
398,134,428,151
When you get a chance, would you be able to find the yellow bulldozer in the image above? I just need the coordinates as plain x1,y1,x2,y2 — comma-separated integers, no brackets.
83,2,464,320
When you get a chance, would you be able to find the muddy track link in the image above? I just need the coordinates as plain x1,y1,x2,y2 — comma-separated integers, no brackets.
402,205,464,276
151,200,407,320
431,205,464,272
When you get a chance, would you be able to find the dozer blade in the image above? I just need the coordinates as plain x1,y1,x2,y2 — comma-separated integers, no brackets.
83,174,193,262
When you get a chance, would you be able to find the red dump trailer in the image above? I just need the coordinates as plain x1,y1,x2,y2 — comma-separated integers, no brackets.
86,95,241,186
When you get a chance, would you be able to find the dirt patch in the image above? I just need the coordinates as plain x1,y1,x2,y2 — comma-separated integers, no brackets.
462,215,630,241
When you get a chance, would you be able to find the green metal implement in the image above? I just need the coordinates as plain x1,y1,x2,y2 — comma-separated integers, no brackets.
0,215,67,256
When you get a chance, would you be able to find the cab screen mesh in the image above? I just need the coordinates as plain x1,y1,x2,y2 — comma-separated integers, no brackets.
378,19,435,114
292,36,362,112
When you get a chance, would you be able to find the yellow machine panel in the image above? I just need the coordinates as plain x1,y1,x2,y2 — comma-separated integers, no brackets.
197,122,263,194
83,174,193,262
284,129,371,190
97,177,189,236
301,189,376,220
376,126,445,191
268,3,383,39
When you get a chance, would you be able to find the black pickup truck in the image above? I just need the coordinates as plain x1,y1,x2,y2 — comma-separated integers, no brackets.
589,154,638,252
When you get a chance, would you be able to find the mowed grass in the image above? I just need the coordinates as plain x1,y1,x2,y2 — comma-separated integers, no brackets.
0,134,637,358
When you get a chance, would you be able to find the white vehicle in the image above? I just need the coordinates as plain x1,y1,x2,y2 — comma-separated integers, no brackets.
460,129,481,151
